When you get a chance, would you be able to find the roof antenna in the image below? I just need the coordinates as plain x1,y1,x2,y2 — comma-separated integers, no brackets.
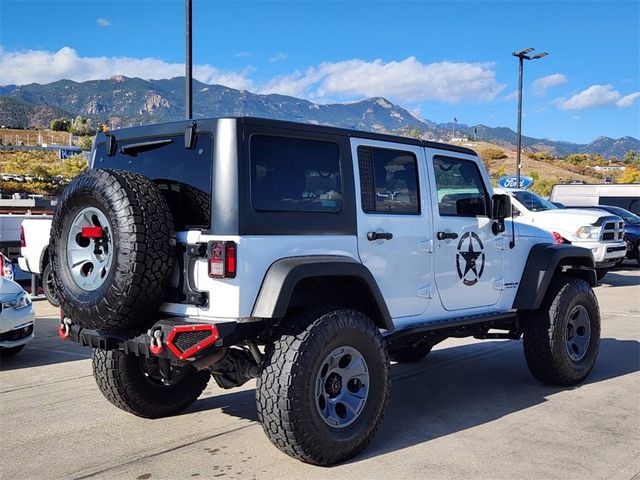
185,0,193,120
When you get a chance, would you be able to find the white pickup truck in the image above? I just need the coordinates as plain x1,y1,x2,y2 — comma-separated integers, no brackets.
497,188,626,279
18,217,58,306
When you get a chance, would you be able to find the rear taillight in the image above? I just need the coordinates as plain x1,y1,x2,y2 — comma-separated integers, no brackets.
208,241,237,279
552,232,564,244
20,225,26,247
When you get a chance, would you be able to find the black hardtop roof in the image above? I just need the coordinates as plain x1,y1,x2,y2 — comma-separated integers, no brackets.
98,116,477,156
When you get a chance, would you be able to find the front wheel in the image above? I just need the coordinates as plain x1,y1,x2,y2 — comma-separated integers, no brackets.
257,309,390,466
92,349,210,418
522,277,600,386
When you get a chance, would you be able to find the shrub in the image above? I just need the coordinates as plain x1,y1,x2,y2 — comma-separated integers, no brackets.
478,147,507,161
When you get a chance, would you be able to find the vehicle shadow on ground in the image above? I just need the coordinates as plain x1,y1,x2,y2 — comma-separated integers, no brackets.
599,272,640,288
185,337,639,462
0,317,91,372
358,336,639,462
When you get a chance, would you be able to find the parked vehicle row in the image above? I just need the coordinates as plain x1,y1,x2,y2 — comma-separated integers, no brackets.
496,188,628,279
0,275,35,357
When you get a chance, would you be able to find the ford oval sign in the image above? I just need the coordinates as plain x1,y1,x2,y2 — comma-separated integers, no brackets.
498,175,534,189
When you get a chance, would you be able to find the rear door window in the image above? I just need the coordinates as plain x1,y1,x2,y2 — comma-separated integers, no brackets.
250,135,341,212
358,146,420,214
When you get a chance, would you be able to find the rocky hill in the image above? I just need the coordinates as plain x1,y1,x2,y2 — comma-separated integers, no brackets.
1,76,638,158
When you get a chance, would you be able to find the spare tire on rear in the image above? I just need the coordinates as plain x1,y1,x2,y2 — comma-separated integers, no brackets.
50,169,176,333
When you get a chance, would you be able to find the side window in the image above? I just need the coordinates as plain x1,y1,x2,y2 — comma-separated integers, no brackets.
358,146,420,214
433,156,489,217
250,135,342,212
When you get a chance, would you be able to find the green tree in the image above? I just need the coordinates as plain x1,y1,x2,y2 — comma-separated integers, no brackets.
564,154,590,165
526,170,540,181
70,116,95,136
532,151,554,161
530,178,554,197
623,150,640,165
407,128,422,139
618,165,640,183
50,118,70,132
59,154,88,178
77,136,94,151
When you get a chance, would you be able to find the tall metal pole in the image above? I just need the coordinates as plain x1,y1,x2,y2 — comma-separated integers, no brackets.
185,0,193,119
516,56,524,188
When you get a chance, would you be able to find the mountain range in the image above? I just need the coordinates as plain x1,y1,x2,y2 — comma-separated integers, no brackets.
1,76,638,158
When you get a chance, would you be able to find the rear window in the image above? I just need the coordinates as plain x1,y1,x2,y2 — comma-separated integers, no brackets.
95,134,213,229
250,135,341,212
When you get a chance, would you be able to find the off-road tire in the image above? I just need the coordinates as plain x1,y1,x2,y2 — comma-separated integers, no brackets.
42,263,60,307
390,345,432,363
50,169,175,332
0,345,25,357
256,309,390,466
92,349,210,418
522,276,600,386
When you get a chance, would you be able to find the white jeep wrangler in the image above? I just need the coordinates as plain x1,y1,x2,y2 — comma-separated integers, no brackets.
52,118,600,466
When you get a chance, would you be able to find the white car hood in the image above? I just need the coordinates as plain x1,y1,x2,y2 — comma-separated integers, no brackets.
530,208,606,223
0,276,25,302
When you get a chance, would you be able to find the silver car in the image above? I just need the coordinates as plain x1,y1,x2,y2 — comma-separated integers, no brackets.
0,277,35,357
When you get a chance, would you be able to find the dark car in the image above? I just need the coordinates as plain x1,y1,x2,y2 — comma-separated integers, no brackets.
561,204,640,265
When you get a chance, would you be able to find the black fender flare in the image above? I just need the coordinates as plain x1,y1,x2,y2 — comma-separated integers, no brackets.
251,255,394,330
513,244,596,310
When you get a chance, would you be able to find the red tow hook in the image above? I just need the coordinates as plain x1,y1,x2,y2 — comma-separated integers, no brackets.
149,329,164,355
58,317,72,340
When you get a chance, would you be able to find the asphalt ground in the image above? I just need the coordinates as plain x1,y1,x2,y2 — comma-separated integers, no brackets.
1,263,639,480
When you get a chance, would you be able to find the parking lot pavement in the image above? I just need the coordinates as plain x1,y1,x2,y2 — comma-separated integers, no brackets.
1,265,639,480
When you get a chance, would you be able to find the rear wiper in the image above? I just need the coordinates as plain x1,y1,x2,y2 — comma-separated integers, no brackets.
119,139,174,156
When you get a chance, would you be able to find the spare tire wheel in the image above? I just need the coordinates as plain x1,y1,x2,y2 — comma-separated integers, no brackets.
50,169,176,332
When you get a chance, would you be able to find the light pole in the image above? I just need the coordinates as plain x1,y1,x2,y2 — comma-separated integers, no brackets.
512,48,548,187
185,0,193,120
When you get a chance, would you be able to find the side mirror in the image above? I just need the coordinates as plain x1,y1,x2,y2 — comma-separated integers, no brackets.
491,194,511,234
492,194,511,220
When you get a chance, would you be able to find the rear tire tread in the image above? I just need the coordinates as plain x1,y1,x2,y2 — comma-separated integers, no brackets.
256,308,390,466
92,349,210,419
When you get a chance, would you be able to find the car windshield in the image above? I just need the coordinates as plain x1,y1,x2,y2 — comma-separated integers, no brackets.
601,206,640,224
511,190,558,212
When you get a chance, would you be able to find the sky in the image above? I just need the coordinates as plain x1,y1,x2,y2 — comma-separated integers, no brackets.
0,0,638,144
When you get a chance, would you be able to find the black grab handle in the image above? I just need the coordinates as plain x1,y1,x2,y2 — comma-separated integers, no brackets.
367,231,394,241
436,231,459,240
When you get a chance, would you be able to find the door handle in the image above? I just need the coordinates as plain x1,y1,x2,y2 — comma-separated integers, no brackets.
436,231,459,240
367,231,394,241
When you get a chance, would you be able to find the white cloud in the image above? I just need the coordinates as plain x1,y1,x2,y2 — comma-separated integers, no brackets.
233,52,250,58
96,18,111,27
559,84,640,110
0,46,255,90
532,73,567,95
260,57,505,104
269,52,288,63
616,92,640,108
0,48,507,107
504,90,518,101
